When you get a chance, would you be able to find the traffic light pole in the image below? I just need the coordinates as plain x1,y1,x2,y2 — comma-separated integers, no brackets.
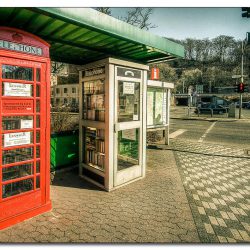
239,93,242,119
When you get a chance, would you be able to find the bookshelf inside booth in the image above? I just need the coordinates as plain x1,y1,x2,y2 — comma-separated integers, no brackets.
81,66,106,186
84,127,105,172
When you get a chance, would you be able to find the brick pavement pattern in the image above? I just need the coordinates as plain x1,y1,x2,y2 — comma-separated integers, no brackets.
171,139,250,243
0,149,199,243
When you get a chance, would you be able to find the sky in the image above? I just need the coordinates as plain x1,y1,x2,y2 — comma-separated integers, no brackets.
111,8,250,41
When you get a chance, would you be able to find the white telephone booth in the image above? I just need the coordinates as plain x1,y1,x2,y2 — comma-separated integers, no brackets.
79,58,148,191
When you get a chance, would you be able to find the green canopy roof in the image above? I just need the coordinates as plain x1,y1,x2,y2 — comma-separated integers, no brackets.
0,7,184,65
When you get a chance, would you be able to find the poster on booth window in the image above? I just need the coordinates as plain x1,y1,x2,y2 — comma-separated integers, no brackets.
4,82,31,97
123,82,135,95
155,91,163,125
147,91,154,126
162,92,167,124
21,119,33,129
4,132,31,147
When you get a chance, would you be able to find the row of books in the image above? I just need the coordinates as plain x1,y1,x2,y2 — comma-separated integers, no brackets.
96,140,105,154
85,130,105,153
84,80,105,95
86,110,105,121
96,129,105,138
86,150,105,170
85,94,105,110
85,128,104,138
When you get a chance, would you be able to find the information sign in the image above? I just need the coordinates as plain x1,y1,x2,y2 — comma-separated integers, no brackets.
4,132,31,147
4,82,31,97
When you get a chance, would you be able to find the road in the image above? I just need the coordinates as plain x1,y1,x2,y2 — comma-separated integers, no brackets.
169,119,250,149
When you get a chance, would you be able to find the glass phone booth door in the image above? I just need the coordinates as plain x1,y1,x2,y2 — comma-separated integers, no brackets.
114,66,144,187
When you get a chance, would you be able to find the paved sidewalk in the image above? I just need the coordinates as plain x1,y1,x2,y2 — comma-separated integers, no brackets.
171,139,250,243
0,149,199,243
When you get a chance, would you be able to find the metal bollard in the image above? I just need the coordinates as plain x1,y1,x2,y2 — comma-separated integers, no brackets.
210,108,213,117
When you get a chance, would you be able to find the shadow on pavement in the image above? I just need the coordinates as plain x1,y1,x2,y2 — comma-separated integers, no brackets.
51,167,104,192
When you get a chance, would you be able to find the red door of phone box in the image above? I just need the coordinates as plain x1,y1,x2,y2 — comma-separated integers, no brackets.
0,27,51,230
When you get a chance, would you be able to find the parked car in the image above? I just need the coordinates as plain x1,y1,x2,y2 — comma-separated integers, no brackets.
243,101,250,109
235,101,250,108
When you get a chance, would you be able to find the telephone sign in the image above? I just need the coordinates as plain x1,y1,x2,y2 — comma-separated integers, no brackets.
0,27,51,230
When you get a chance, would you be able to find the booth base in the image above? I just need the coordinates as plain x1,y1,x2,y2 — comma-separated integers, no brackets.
0,201,52,230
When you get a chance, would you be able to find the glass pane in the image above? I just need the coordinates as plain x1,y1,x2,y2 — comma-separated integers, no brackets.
36,100,40,112
2,163,33,181
2,132,33,148
2,116,33,131
155,91,164,125
36,146,40,158
118,81,140,122
36,161,40,173
147,91,154,126
117,128,139,171
36,132,40,143
36,84,40,97
36,176,40,189
2,147,33,165
2,65,33,81
36,68,40,82
2,178,34,198
82,79,105,121
36,116,40,128
2,82,33,97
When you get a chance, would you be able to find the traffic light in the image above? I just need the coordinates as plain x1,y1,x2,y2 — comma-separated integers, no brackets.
238,82,245,93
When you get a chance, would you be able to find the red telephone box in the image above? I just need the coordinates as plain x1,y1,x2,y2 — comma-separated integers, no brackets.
0,27,51,230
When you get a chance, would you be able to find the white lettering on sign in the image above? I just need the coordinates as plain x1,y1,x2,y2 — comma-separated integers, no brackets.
0,40,42,56
84,67,105,77
21,119,33,129
4,132,31,147
4,82,32,97
123,82,135,95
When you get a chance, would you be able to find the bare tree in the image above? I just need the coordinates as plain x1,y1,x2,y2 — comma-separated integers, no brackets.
51,61,66,74
95,7,156,30
95,7,112,16
119,8,157,30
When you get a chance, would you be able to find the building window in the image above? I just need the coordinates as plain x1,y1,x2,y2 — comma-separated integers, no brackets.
64,88,68,94
72,87,76,93
72,98,76,105
64,98,68,104
56,88,60,94
56,98,60,104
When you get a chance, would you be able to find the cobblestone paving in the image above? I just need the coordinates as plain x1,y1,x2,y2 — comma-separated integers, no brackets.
171,139,250,243
0,149,199,243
